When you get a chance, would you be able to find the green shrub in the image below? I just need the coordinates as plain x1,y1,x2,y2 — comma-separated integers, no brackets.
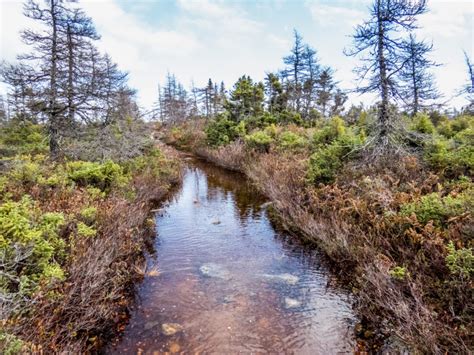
80,206,97,225
410,113,435,134
277,131,308,151
0,120,48,156
400,190,473,225
0,197,66,296
0,331,25,355
312,116,347,147
308,128,363,184
9,156,43,185
389,266,408,280
445,242,473,278
244,130,273,152
205,115,238,147
424,135,473,176
66,160,129,191
76,222,96,238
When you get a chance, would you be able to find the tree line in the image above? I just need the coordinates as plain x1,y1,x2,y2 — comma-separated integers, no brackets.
0,0,137,158
1,0,473,157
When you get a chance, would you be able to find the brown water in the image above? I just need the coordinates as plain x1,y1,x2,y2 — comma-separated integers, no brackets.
109,159,358,354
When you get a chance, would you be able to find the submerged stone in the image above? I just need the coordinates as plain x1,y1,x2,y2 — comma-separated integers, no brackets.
199,263,231,280
161,323,183,336
261,273,299,285
284,297,301,309
144,320,160,331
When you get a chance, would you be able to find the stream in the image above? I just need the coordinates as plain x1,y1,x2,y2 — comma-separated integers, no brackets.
108,158,358,354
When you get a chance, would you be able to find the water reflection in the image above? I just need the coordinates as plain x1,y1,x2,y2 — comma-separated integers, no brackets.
108,158,357,354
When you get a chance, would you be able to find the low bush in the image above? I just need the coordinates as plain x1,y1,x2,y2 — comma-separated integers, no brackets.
244,130,273,152
205,114,238,147
277,131,308,151
0,197,66,303
410,113,435,134
400,189,473,226
66,160,129,191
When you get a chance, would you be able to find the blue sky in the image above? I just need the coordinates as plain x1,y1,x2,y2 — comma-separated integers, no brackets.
1,0,473,111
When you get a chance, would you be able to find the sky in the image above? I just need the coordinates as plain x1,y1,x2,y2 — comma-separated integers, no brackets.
0,0,473,112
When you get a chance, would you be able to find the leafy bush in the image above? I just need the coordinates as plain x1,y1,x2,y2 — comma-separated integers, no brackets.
277,131,308,151
0,197,66,298
80,206,97,225
308,127,363,183
445,241,473,278
66,160,129,191
205,115,238,147
9,155,44,185
424,135,473,177
0,120,48,156
312,116,347,147
400,189,473,225
389,266,408,280
410,113,435,134
76,222,96,238
244,130,273,152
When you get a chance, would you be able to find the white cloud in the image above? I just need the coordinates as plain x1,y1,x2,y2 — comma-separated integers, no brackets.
306,2,366,27
418,0,474,39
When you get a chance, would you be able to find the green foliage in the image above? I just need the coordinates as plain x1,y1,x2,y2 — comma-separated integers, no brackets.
274,109,303,126
312,116,347,147
205,114,238,147
445,242,473,278
410,113,435,134
9,155,44,185
400,189,473,225
277,131,308,151
225,75,265,121
0,197,66,296
0,331,25,355
424,135,473,177
389,266,408,280
308,120,364,183
0,120,48,156
76,222,96,238
244,130,273,152
80,206,97,225
66,160,129,191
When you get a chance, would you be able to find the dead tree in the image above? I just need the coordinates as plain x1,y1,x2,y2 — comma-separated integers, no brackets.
398,33,440,116
345,0,427,152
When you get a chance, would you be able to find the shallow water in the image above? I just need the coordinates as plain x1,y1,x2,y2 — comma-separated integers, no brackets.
108,158,358,354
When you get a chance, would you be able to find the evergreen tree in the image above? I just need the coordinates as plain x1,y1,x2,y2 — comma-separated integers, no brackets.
264,72,286,114
226,75,264,121
282,30,306,113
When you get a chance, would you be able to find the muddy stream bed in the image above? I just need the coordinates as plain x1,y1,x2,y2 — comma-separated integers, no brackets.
108,158,360,354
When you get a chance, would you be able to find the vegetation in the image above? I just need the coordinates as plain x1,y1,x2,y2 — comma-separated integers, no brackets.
0,1,181,352
1,0,472,353
160,11,473,349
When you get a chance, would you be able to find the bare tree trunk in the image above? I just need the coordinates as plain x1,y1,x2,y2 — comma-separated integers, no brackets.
67,23,75,123
49,0,60,159
377,0,389,146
